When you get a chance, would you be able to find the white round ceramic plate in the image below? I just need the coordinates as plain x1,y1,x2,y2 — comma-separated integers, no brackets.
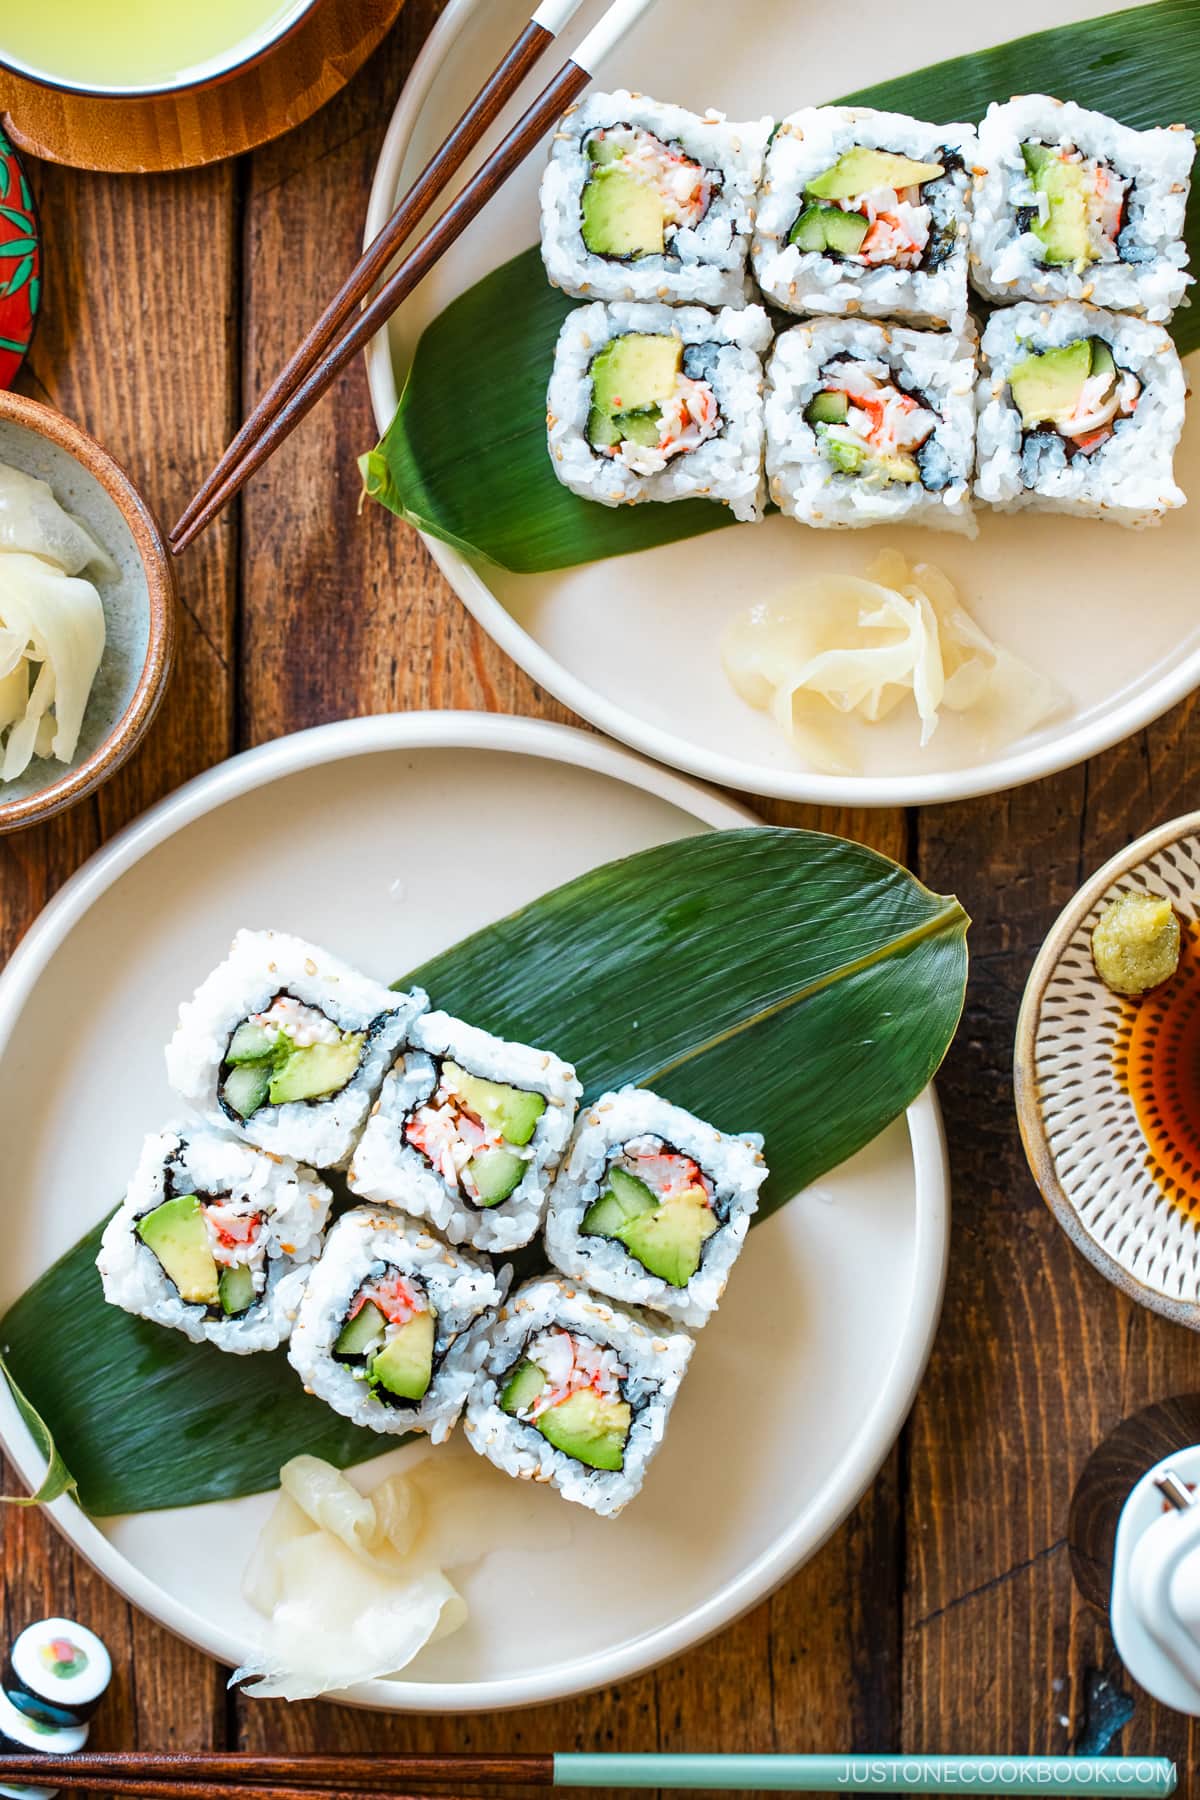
0,712,947,1711
364,0,1200,807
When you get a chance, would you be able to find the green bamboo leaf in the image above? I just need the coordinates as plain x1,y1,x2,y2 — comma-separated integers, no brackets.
0,237,39,258
366,0,1200,573
0,1354,78,1506
0,336,27,355
0,159,9,202
0,828,966,1516
0,205,31,230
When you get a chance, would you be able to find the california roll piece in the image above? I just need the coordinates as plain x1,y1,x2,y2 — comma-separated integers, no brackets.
464,1276,693,1517
971,96,1195,320
540,89,771,307
96,1125,333,1352
766,317,977,533
348,1011,581,1254
544,1087,767,1327
753,107,975,331
548,300,771,520
975,302,1186,527
166,929,428,1169
286,1206,506,1441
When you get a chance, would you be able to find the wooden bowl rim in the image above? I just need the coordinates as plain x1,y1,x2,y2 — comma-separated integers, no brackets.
0,391,177,834
1013,809,1200,1330
0,0,323,100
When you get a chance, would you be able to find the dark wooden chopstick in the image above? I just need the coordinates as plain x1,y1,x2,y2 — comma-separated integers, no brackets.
169,0,661,553
0,1780,462,1800
0,1753,550,1789
169,0,586,548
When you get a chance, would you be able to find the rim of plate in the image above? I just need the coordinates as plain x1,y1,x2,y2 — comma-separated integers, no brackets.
0,710,948,1711
363,0,1200,809
0,0,321,99
1014,808,1200,1327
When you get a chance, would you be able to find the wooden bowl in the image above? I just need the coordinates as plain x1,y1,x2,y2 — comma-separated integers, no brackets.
1014,813,1200,1328
0,0,407,174
0,392,176,833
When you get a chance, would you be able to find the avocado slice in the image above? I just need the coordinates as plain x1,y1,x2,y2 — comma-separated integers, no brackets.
1020,146,1093,266
219,1262,257,1317
614,1187,718,1288
807,147,944,202
591,334,682,420
137,1195,220,1306
806,390,849,426
469,1146,527,1206
500,1358,548,1416
369,1311,436,1401
1009,339,1091,429
789,204,870,255
222,1061,273,1119
335,1298,387,1359
583,1164,658,1236
538,1388,632,1472
227,1022,276,1064
444,1062,546,1147
1089,337,1116,380
871,451,920,485
824,436,865,475
269,1034,363,1105
581,164,665,258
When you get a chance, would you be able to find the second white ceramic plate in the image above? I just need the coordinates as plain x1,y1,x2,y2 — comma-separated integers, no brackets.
0,713,946,1710
365,0,1200,806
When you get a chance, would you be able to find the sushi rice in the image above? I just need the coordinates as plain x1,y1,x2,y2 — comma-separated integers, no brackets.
971,96,1195,320
753,106,976,331
463,1276,694,1517
166,929,427,1170
540,89,771,307
765,317,977,533
97,1125,333,1353
548,300,772,521
975,301,1187,526
544,1086,768,1328
348,1010,581,1254
285,1206,508,1442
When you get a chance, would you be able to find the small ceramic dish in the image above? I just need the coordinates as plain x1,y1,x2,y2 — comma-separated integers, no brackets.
1015,813,1200,1328
0,392,176,834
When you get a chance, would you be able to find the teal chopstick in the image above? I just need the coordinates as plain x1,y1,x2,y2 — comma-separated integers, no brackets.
553,1755,1177,1795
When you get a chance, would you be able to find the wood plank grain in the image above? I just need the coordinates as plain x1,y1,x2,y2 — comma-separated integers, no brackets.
908,702,1200,1770
0,153,239,1773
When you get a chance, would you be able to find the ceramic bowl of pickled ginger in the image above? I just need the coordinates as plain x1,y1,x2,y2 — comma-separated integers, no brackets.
0,392,176,833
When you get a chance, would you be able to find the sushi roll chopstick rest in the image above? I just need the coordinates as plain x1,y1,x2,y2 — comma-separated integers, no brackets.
975,303,1186,527
97,1126,333,1351
753,106,977,333
971,96,1195,320
349,1010,581,1253
544,1086,768,1326
286,1207,507,1441
540,90,772,307
166,930,428,1169
0,1618,111,1800
464,1276,694,1517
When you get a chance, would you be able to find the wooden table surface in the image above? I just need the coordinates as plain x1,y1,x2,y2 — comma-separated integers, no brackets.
2,1,1200,1787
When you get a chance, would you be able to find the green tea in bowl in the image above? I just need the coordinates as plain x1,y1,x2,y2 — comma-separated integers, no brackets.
0,0,317,97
